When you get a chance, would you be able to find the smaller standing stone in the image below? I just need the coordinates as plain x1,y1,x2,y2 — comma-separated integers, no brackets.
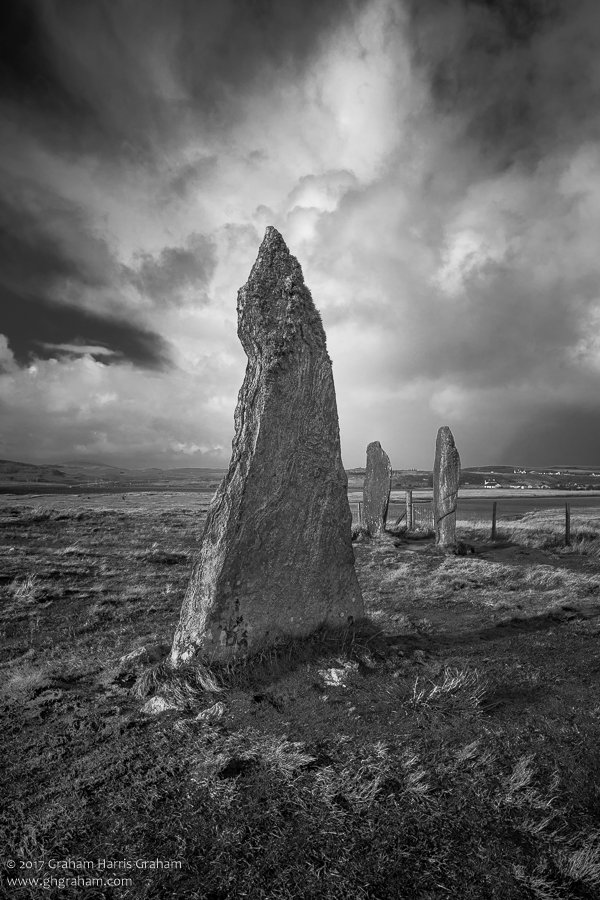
363,441,392,536
433,426,461,547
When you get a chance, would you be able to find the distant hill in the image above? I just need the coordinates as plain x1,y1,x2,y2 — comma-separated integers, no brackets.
0,459,227,493
2,458,600,495
0,459,70,483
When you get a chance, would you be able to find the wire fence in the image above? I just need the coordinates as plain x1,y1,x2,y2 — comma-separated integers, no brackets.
351,492,579,545
351,495,434,531
386,499,434,530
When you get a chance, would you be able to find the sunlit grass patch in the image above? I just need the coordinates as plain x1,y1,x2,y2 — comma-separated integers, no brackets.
0,649,93,701
408,666,486,713
53,543,86,556
458,509,600,555
2,667,50,700
130,543,191,564
9,574,41,603
438,556,599,598
375,550,600,617
191,730,317,784
21,505,56,524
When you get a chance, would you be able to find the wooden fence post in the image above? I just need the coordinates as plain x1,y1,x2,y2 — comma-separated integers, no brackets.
491,501,497,541
358,501,363,526
406,490,413,531
565,502,571,546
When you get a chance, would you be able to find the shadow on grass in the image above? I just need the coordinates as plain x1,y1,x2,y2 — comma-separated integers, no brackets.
134,594,600,712
134,617,387,704
383,606,598,655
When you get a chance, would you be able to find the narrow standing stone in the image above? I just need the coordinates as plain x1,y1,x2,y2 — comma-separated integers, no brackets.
363,441,392,536
433,425,461,547
169,227,364,666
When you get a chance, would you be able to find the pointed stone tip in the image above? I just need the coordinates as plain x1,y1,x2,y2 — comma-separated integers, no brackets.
239,223,326,349
262,225,287,250
249,225,300,285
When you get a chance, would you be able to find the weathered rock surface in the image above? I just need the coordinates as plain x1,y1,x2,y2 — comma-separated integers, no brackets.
433,425,461,547
169,226,363,666
363,441,392,536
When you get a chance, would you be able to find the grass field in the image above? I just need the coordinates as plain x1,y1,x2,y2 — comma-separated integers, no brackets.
2,493,600,898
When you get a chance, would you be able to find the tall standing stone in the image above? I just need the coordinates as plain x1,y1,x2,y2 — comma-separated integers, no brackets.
363,441,392,536
433,426,461,547
169,226,364,666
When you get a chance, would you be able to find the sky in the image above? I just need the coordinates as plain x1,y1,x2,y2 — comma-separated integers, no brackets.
2,0,600,469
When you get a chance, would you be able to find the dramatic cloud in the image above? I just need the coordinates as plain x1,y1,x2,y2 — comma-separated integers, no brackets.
2,0,600,467
0,177,170,367
127,234,216,306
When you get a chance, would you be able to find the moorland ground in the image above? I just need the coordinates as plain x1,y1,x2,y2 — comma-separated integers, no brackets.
2,492,600,899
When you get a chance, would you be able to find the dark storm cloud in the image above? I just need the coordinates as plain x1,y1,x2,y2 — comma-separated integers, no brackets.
408,0,600,171
0,180,170,368
0,0,96,144
0,178,114,294
502,403,600,466
127,234,216,305
0,0,172,161
0,0,367,162
174,0,367,102
405,261,595,388
3,287,170,369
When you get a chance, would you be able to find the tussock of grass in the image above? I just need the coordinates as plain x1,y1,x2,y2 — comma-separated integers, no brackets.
2,668,50,700
53,543,85,556
1,653,91,701
133,660,223,706
409,666,486,712
9,574,41,603
22,505,55,523
560,833,600,888
192,730,317,784
351,523,370,541
407,525,436,539
131,543,191,564
388,523,435,541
